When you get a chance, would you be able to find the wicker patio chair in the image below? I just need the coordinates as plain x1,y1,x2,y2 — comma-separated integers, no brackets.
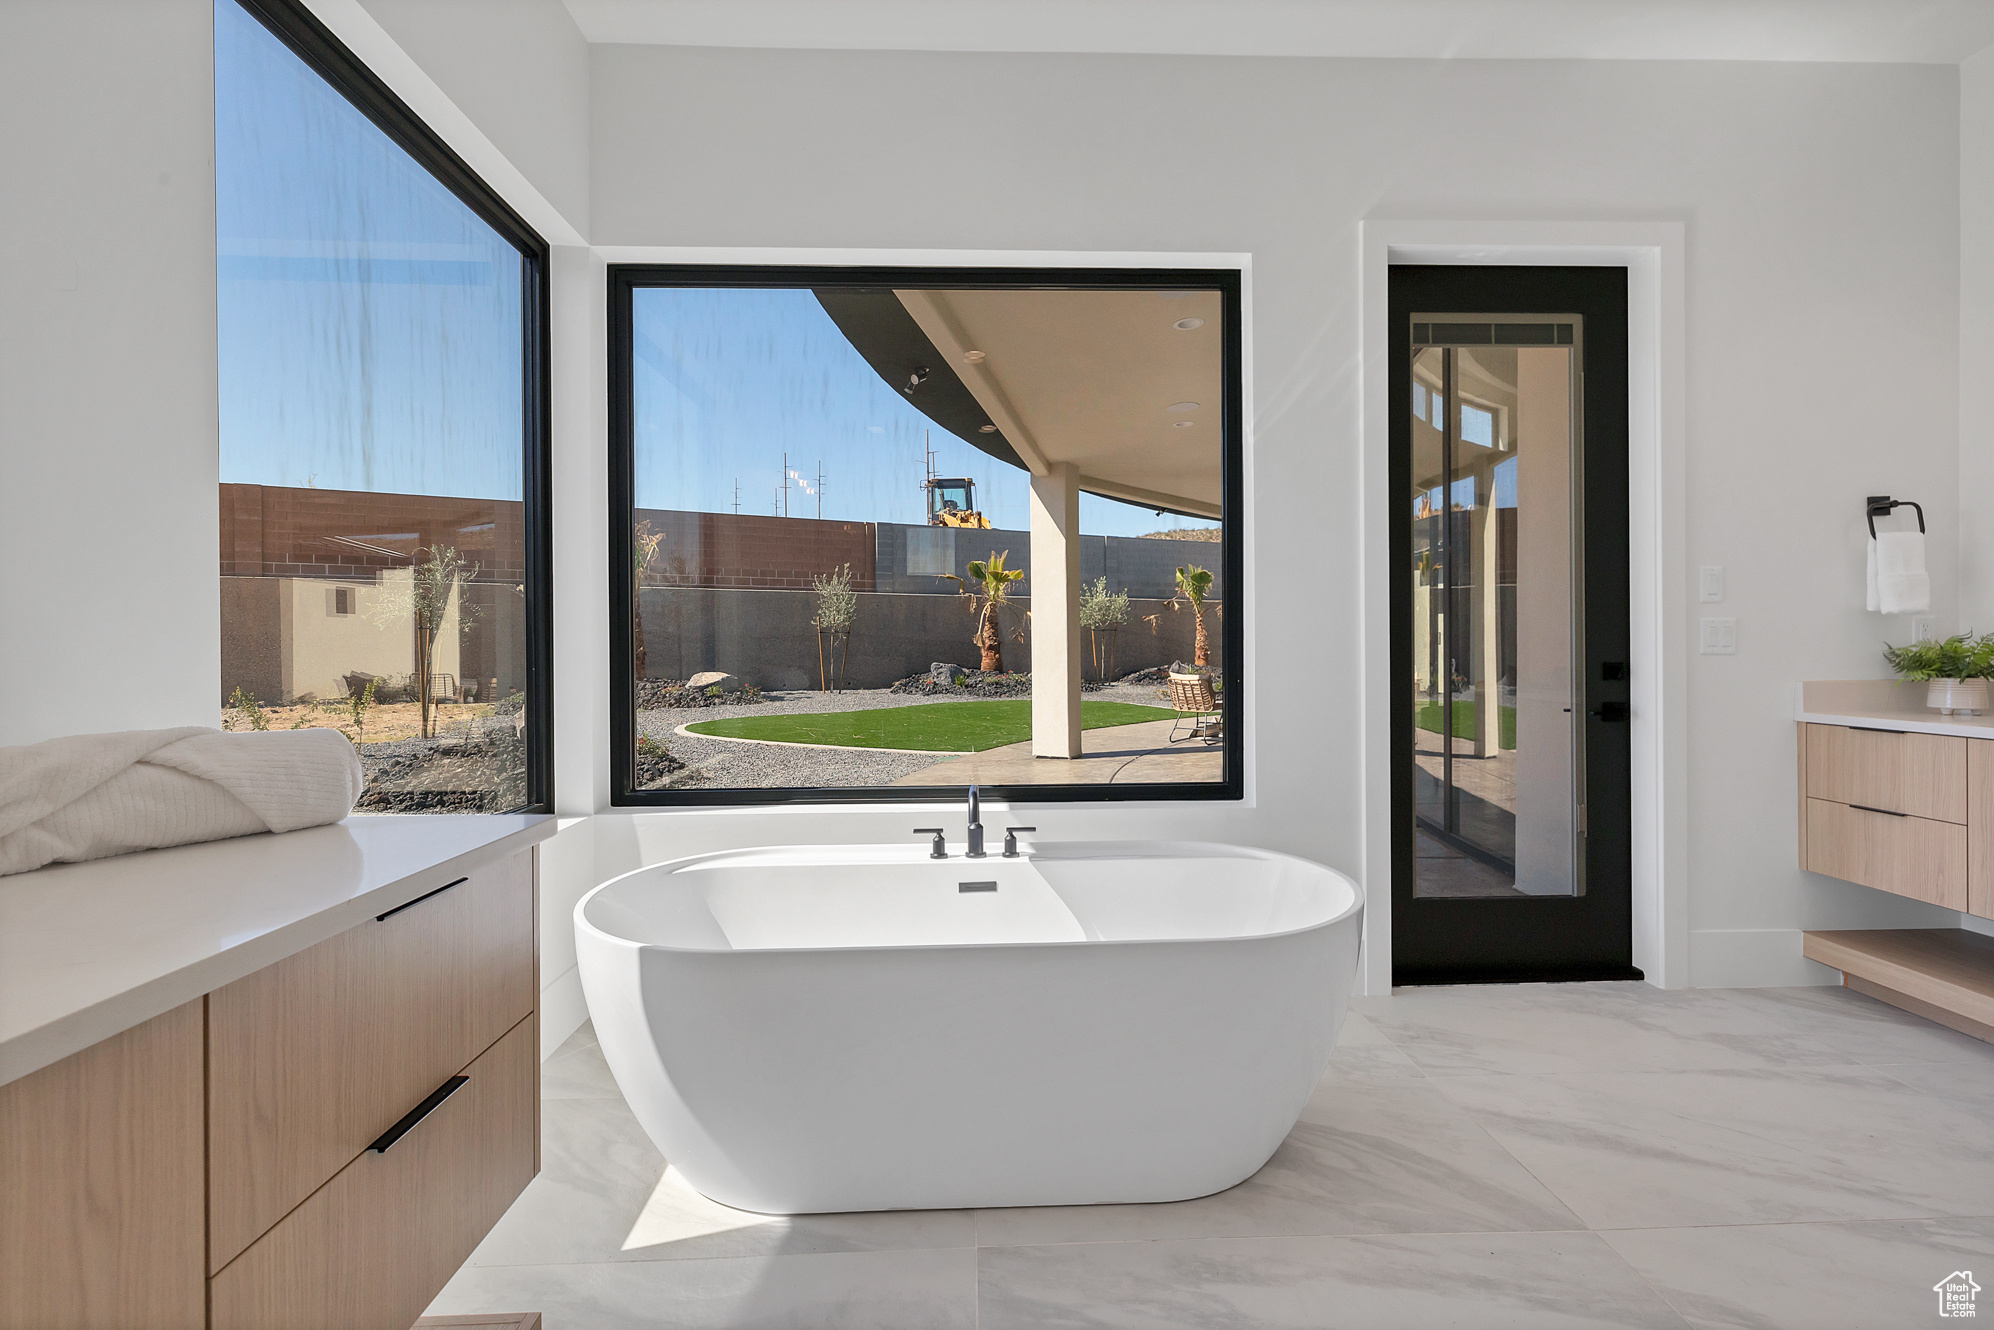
1167,671,1222,744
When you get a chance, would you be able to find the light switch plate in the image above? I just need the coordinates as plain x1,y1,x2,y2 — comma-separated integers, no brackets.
1700,617,1737,655
1699,566,1724,603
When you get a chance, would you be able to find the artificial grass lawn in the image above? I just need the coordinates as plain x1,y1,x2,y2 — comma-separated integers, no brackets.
684,699,1175,752
1416,699,1517,750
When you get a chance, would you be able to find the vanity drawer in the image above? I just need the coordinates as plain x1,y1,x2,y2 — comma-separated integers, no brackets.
1805,724,1967,824
209,1013,537,1330
206,851,534,1273
1806,798,1966,909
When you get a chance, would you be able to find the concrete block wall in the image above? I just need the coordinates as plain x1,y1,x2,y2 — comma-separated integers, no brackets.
634,507,876,591
875,522,1224,600
637,587,1218,690
219,482,526,584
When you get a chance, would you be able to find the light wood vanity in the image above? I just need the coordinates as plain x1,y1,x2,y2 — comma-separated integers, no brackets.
0,815,553,1330
1795,680,1994,1045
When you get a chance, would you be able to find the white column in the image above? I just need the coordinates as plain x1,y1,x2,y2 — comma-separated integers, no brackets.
1030,463,1082,758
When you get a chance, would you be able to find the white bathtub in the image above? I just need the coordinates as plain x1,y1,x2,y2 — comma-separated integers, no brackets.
574,840,1363,1214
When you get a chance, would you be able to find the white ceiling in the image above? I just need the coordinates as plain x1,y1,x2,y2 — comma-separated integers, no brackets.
562,0,1994,64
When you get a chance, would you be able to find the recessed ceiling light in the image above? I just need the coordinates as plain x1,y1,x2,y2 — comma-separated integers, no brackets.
978,424,997,433
1166,401,1200,413
963,350,986,364
1174,317,1205,331
1172,420,1194,428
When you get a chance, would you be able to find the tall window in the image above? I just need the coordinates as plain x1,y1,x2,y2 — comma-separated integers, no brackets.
610,267,1243,805
215,0,549,812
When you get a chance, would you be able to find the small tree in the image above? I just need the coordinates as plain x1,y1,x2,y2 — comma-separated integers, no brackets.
368,545,482,739
1174,564,1216,668
341,676,378,744
633,519,664,680
811,562,858,692
946,550,1026,673
1078,576,1130,681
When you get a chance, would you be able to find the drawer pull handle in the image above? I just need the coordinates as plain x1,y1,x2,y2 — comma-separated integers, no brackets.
1849,804,1908,818
376,876,469,922
369,1075,469,1154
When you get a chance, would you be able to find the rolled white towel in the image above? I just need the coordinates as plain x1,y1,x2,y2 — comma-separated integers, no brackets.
0,727,363,878
1871,530,1931,615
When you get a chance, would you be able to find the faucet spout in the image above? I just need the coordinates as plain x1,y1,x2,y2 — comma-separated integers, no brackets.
965,784,985,858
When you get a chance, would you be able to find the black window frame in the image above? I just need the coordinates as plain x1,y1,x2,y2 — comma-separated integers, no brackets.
223,0,555,813
608,263,1245,807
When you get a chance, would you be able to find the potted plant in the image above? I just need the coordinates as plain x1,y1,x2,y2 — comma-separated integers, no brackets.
1882,631,1994,715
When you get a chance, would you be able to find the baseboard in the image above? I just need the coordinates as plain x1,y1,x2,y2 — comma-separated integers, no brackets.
538,962,588,1059
1688,928,1842,988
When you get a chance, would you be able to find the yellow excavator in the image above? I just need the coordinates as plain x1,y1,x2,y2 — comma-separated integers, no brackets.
923,475,991,529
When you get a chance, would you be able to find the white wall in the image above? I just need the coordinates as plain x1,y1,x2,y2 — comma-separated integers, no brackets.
354,0,591,238
0,0,220,748
587,47,1965,985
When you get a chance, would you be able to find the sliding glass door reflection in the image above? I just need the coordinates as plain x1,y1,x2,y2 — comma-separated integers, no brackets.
1409,332,1580,898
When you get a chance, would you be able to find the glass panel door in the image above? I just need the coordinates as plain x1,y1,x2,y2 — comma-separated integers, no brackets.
1407,326,1580,898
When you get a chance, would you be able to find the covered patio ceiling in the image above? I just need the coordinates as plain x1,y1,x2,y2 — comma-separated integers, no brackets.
816,286,1224,520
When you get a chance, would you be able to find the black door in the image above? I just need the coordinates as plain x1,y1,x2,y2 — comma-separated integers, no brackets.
1390,265,1637,983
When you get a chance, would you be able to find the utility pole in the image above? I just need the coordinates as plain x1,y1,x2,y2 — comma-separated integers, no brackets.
781,451,789,518
732,478,740,514
816,460,824,520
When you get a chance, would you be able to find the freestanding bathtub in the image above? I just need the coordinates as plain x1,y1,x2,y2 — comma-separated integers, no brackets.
574,840,1363,1214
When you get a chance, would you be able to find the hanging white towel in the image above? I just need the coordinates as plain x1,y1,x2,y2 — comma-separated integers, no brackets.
1868,530,1931,615
0,727,362,877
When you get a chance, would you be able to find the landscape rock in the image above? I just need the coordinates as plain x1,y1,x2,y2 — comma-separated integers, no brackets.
687,671,740,691
927,662,968,684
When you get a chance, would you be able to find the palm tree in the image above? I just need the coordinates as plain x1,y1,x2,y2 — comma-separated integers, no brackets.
947,550,1026,672
1175,564,1215,668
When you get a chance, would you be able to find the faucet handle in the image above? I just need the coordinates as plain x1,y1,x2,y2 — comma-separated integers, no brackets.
913,828,947,859
1003,826,1037,858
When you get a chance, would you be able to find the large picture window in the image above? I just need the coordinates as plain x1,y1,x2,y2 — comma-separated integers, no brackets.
610,267,1243,805
214,0,550,812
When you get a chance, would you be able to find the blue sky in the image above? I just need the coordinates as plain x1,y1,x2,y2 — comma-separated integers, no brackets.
216,0,1213,540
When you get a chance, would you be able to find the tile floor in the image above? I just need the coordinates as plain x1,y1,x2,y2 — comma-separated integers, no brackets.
427,981,1994,1328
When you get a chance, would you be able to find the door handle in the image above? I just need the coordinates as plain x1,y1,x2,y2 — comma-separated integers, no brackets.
1848,804,1908,818
1589,700,1629,722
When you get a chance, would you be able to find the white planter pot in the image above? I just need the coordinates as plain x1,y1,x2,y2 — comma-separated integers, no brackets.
1926,678,1989,716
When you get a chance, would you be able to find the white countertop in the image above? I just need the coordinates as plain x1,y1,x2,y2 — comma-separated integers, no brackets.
0,813,555,1088
1795,679,1994,740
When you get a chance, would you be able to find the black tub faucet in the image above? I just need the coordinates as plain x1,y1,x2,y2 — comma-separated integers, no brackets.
965,784,986,858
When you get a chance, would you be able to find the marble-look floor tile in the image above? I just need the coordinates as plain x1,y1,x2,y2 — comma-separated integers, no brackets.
1704,985,1994,1067
468,1095,974,1267
429,1247,975,1330
540,1021,623,1100
1871,1051,1994,1106
974,1074,1578,1246
1602,1215,1994,1330
1322,1010,1426,1080
1434,1062,1994,1229
976,1230,1691,1330
1354,982,1850,1076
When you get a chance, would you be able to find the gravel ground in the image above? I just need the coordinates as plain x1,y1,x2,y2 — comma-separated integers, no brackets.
635,681,1171,790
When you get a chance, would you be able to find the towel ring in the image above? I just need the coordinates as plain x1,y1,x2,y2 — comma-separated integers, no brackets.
1866,495,1925,540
